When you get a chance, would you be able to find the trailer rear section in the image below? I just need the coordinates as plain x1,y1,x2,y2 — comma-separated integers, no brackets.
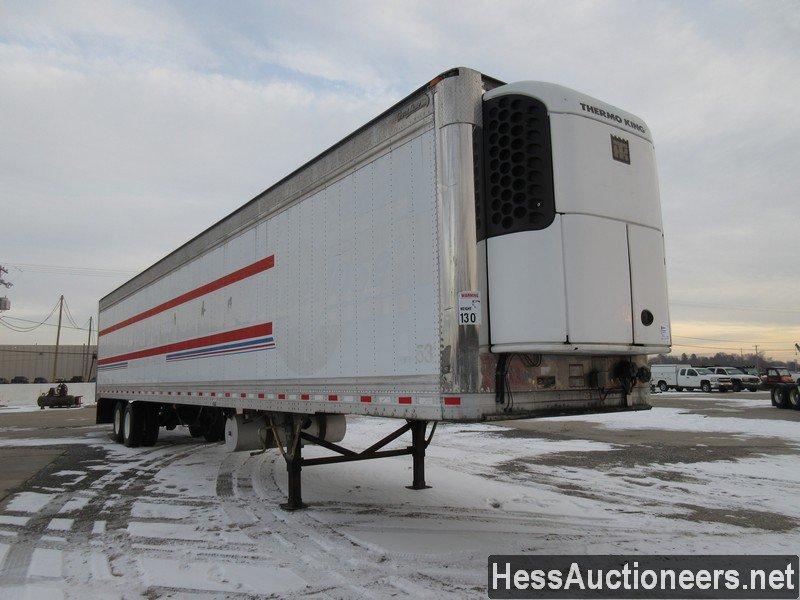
96,67,670,508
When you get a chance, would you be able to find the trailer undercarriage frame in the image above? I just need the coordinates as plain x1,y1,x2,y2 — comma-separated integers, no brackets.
277,418,437,511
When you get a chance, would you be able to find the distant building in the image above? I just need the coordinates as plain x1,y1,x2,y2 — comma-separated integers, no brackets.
0,345,97,382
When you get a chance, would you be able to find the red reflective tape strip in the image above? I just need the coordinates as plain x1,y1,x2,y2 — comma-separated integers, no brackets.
198,392,203,397
398,396,412,405
328,395,338,401
360,395,372,403
98,322,272,365
99,255,275,336
300,394,310,400
444,396,461,406
240,393,247,398
278,393,286,400
210,392,216,397
224,392,231,398
258,393,265,399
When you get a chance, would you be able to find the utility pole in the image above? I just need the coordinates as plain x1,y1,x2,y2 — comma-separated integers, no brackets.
83,316,92,381
0,265,12,312
52,295,64,383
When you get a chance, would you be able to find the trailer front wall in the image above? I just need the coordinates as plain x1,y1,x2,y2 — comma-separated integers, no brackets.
98,130,441,405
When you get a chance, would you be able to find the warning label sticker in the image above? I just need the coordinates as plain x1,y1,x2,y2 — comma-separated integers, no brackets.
660,324,670,342
458,291,482,326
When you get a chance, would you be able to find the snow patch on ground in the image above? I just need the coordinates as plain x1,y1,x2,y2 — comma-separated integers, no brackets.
5,492,53,513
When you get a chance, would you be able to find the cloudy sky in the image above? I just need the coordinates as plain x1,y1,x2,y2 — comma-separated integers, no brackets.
1,0,799,361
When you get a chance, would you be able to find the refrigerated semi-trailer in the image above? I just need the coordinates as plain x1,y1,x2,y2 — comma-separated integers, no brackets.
96,67,671,508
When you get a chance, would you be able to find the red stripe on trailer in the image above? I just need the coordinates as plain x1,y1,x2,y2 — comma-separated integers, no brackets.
278,393,286,400
398,396,412,404
360,395,372,403
198,392,204,397
224,392,231,398
444,396,461,406
328,395,338,401
167,391,172,395
210,392,216,397
98,322,272,365
300,394,310,400
240,393,247,398
99,255,275,336
258,393,265,399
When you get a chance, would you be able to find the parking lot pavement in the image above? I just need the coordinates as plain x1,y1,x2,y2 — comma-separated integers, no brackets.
0,391,798,598
0,407,100,505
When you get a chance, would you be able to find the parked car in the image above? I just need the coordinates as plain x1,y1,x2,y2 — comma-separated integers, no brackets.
650,365,732,392
10,376,29,384
706,367,761,392
33,377,47,384
69,376,84,383
0,377,7,384
789,371,800,385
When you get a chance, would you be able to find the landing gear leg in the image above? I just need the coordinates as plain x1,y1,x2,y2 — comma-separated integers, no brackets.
280,419,306,511
406,420,432,490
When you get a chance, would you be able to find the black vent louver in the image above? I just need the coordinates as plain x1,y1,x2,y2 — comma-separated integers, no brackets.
472,124,486,241
480,94,556,240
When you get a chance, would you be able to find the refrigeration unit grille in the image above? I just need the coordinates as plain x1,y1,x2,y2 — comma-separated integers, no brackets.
481,94,556,238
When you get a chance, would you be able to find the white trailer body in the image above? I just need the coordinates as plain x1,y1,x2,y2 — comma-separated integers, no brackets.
97,68,670,425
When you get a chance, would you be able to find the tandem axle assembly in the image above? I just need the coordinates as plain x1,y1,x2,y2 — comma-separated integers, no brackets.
272,417,436,511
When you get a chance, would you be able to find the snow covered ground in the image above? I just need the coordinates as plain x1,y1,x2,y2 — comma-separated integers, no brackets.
0,392,799,598
0,384,96,413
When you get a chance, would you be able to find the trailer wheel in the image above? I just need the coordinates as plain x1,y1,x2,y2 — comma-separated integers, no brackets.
700,381,712,393
658,381,668,392
123,402,144,448
112,401,127,443
788,387,800,411
140,404,160,447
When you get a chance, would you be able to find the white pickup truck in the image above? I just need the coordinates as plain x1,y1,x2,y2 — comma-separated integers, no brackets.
650,365,732,393
706,367,761,392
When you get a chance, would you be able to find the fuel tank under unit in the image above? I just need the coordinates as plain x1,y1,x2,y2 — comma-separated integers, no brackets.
225,413,347,452
480,81,671,355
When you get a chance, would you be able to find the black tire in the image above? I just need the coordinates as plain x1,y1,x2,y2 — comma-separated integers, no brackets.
658,381,668,392
123,402,144,448
700,381,712,393
788,387,800,410
747,386,758,392
675,386,684,392
731,380,742,392
112,400,127,443
772,386,789,409
719,387,728,393
140,403,160,447
203,408,226,443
